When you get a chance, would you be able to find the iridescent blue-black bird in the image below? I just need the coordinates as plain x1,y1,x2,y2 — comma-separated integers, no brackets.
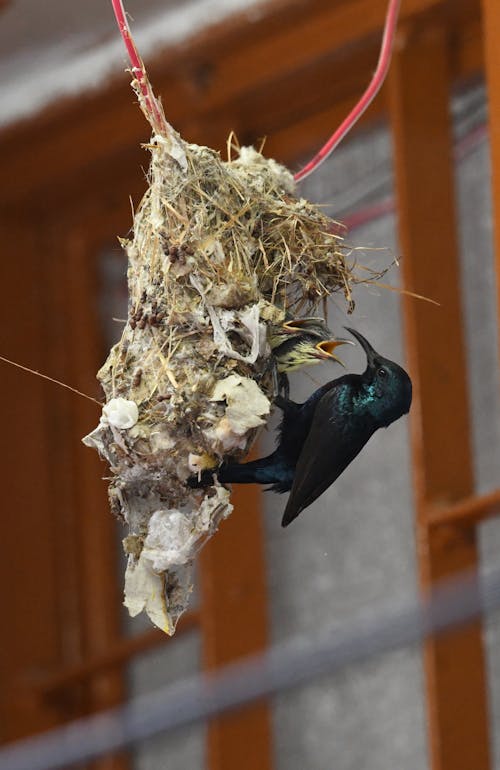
190,329,412,527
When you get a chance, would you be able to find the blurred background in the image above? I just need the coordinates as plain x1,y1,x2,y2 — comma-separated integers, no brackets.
1,1,500,769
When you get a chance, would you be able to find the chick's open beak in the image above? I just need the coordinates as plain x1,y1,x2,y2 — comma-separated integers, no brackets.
314,339,352,367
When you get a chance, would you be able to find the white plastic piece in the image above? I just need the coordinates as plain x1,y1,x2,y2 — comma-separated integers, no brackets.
143,510,198,572
210,374,270,432
102,398,139,430
205,374,271,451
124,553,171,633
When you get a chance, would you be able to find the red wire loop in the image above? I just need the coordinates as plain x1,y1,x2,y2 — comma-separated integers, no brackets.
110,0,400,170
294,0,401,183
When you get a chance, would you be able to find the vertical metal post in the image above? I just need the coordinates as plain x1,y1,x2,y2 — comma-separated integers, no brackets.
199,470,273,770
24,221,130,770
61,230,129,770
0,213,129,770
0,219,62,740
389,23,491,770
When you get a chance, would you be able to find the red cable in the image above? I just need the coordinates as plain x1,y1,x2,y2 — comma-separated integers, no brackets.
294,0,401,183
111,0,399,157
110,0,167,132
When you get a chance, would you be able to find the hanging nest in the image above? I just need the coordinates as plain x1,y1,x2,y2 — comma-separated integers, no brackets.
84,108,368,633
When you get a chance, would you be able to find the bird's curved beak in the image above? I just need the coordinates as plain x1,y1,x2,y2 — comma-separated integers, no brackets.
314,339,351,367
344,327,378,366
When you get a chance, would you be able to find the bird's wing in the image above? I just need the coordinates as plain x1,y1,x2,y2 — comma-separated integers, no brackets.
281,389,370,527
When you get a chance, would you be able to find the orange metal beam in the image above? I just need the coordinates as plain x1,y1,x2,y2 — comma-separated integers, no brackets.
43,229,130,770
37,611,199,698
199,470,272,770
179,0,440,114
427,489,500,528
0,221,62,741
389,23,491,770
0,0,481,209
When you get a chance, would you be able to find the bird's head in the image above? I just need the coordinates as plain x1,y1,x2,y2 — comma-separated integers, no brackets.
345,327,412,426
277,337,350,372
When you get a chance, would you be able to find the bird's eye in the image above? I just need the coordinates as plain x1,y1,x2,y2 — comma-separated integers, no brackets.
377,367,387,378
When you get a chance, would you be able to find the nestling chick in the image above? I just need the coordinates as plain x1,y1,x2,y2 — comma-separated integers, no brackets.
270,317,349,372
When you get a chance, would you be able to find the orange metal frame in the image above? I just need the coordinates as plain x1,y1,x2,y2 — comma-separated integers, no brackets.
0,2,498,769
389,22,492,769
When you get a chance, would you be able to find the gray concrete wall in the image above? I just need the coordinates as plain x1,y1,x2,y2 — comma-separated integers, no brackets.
455,100,500,770
263,125,427,770
128,631,204,770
